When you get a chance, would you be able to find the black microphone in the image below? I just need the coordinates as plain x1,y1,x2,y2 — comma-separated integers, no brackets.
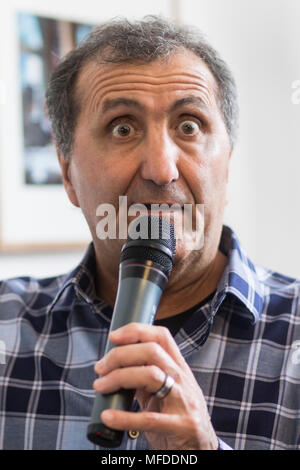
87,215,176,447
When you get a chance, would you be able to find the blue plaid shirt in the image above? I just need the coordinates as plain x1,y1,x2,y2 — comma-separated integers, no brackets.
0,226,299,450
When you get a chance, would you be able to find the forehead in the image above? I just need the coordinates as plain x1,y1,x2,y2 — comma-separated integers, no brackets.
75,51,219,114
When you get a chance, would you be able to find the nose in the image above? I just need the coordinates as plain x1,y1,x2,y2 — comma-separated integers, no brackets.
139,128,179,186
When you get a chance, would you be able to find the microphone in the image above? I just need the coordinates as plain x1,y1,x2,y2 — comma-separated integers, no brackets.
87,215,176,447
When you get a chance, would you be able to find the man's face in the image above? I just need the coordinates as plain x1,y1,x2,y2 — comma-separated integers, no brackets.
60,51,232,270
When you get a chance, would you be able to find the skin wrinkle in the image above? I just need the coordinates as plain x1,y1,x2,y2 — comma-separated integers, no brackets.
101,96,211,115
77,68,213,90
76,59,215,116
88,82,213,116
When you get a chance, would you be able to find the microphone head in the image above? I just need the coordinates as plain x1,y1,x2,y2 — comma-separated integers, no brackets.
120,215,176,278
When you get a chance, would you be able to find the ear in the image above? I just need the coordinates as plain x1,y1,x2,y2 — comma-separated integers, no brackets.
226,149,232,182
57,153,80,207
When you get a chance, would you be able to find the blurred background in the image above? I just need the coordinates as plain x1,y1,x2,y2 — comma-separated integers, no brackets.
0,0,299,279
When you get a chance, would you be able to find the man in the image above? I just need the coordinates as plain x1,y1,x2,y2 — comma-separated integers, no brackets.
0,16,299,450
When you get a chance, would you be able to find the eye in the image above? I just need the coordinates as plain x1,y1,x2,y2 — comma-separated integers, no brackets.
178,120,200,136
112,123,134,138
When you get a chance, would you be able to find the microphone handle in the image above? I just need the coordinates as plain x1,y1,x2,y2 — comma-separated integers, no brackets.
87,263,167,447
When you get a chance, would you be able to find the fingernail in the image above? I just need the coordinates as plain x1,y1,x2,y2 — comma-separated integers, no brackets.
94,377,106,390
109,329,121,341
95,359,103,371
110,329,120,337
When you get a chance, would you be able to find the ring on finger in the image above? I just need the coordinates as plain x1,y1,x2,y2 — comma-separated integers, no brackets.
153,373,175,399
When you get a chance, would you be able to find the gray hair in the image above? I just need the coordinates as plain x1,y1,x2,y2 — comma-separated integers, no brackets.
46,15,239,159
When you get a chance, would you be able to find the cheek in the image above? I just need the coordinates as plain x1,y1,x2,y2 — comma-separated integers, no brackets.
203,134,230,184
183,139,230,217
71,152,139,220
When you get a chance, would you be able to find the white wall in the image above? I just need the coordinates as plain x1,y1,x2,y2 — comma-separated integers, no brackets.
179,0,300,277
0,249,85,279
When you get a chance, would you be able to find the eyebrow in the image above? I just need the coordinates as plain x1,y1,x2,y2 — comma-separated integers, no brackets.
101,95,209,114
168,96,209,113
102,98,145,113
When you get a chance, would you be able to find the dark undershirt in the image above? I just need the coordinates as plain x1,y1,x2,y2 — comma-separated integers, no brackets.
154,291,216,337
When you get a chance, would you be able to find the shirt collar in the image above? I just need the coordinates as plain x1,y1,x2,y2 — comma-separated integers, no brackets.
48,226,264,323
213,225,264,323
47,243,106,315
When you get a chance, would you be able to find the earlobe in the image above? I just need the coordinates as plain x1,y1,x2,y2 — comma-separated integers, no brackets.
57,153,80,208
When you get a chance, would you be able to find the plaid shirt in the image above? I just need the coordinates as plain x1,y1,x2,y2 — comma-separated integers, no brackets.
0,226,299,450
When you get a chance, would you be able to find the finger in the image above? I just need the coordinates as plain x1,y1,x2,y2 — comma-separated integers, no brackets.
101,409,218,450
108,323,186,367
93,365,166,395
95,341,179,379
101,408,184,435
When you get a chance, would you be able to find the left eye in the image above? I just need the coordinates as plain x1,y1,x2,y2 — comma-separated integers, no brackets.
178,120,200,135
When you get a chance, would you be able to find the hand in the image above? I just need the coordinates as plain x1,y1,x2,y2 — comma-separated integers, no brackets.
93,322,218,450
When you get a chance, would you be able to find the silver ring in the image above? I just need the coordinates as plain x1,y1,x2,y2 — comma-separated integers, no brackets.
153,374,175,399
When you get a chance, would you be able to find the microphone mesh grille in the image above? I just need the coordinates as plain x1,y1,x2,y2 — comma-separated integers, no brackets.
121,216,176,278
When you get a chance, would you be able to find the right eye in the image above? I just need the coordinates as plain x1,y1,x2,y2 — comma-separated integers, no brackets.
111,123,134,138
178,120,200,136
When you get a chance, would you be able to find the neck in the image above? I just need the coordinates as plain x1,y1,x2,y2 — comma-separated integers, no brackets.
95,246,227,320
155,249,227,319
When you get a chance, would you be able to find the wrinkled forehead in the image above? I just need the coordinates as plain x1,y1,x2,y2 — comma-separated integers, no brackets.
74,51,220,114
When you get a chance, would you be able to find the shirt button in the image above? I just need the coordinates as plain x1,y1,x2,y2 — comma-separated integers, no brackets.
128,430,139,439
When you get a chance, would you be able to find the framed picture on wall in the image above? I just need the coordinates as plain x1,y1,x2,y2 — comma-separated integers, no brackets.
19,12,93,186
